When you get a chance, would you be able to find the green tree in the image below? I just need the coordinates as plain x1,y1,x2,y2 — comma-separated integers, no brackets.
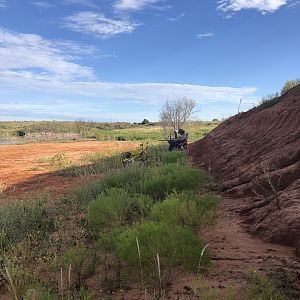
141,119,149,125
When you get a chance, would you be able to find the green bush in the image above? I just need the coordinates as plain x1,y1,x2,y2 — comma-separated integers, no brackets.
159,151,186,164
149,192,218,231
104,163,210,200
61,245,98,286
104,166,145,191
244,272,286,300
141,164,210,199
88,188,153,231
0,200,55,249
258,93,280,109
116,222,209,286
15,130,26,137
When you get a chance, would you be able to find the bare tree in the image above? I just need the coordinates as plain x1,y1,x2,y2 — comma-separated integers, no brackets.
159,97,197,134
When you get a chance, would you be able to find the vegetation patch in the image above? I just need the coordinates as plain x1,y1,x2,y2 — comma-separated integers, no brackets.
149,191,219,231
116,222,209,286
0,147,219,298
88,188,153,231
0,199,55,249
104,162,210,200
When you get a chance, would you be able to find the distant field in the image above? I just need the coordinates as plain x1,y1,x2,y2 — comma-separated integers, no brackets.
0,121,219,143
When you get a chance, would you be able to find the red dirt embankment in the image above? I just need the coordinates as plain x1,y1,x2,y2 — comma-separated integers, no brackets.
190,85,300,256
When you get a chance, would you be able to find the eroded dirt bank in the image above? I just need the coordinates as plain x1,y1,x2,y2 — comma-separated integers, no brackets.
190,85,300,255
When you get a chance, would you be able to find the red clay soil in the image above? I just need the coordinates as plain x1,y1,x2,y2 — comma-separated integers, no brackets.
190,85,300,255
189,85,300,297
0,141,138,202
199,197,300,299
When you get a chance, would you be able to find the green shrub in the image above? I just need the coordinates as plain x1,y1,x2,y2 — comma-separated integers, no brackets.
149,192,219,231
15,130,26,137
104,163,210,200
258,93,280,109
0,200,55,249
143,164,210,199
61,245,98,286
116,222,209,286
44,152,71,169
160,151,186,164
88,188,153,231
149,197,200,231
244,272,286,300
74,180,105,207
104,166,145,191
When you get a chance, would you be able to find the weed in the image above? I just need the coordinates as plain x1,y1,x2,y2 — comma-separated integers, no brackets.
60,245,98,287
258,93,280,109
159,151,186,164
149,191,218,231
116,222,210,287
244,271,286,300
38,153,71,169
88,188,153,231
191,279,236,300
0,199,55,249
104,163,210,200
0,180,6,195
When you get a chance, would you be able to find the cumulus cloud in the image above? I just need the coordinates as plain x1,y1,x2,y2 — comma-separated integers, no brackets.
197,32,215,38
64,12,139,38
0,28,94,80
217,0,292,13
113,0,165,11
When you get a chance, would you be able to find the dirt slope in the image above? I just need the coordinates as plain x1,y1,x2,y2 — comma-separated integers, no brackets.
190,85,300,256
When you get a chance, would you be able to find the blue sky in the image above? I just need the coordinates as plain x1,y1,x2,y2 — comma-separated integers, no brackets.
0,0,299,122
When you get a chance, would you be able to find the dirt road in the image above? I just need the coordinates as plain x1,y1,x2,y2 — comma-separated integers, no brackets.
0,141,138,201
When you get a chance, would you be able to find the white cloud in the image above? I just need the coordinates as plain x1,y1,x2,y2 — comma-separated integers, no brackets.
217,0,293,13
0,28,258,114
0,69,257,104
0,101,131,121
113,0,165,11
31,1,55,9
0,28,94,80
64,12,139,38
197,32,215,38
168,13,185,21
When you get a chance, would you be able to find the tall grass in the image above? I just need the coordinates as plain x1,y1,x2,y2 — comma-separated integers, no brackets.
116,222,210,286
103,162,210,200
0,199,55,249
88,188,153,231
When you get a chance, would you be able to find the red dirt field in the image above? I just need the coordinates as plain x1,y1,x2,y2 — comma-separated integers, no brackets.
0,141,138,201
